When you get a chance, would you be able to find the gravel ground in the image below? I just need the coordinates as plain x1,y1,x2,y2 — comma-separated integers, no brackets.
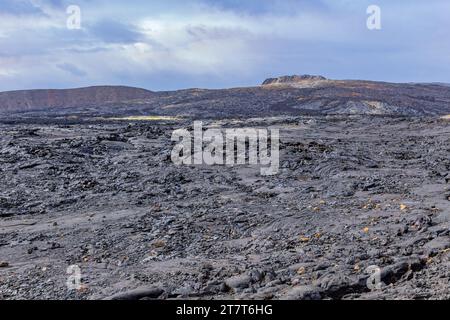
0,116,449,300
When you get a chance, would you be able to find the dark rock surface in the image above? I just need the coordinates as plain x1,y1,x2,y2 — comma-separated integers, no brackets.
2,77,450,118
0,115,448,300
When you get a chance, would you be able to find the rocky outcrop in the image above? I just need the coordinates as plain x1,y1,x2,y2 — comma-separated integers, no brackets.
262,75,328,85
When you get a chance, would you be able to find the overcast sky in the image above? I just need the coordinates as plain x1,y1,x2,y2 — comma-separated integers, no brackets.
1,0,450,91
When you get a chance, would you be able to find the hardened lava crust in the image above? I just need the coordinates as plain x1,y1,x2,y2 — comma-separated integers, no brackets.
0,115,448,300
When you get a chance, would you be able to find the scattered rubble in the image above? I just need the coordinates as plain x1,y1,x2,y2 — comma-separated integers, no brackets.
0,115,448,300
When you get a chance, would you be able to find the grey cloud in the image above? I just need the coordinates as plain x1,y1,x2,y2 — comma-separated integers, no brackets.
185,25,251,41
2,0,450,91
89,19,144,44
0,0,44,15
57,62,87,77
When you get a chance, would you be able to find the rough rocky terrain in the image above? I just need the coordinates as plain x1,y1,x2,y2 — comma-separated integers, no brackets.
0,115,448,300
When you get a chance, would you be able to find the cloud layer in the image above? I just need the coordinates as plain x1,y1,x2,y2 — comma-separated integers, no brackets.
1,0,450,91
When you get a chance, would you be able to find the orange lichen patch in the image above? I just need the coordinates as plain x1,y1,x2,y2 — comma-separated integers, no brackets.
363,227,370,233
362,199,378,210
400,204,408,211
297,267,306,275
152,239,166,248
299,236,310,242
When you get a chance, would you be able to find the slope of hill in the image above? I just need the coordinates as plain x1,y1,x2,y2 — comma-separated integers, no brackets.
0,86,154,113
1,76,450,118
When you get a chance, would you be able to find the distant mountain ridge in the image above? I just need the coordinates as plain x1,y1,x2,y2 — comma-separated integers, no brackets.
0,86,153,113
1,76,450,117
